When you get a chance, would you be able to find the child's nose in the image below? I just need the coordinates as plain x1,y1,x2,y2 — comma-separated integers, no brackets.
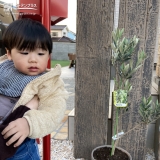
29,55,37,63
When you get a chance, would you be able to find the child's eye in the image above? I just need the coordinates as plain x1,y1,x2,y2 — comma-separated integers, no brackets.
38,53,45,56
20,52,28,55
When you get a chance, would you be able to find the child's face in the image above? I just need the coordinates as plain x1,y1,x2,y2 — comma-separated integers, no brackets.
7,48,50,76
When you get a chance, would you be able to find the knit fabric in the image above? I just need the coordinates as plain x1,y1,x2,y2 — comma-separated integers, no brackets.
0,60,44,97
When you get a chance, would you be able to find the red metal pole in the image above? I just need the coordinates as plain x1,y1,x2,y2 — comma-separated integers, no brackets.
41,0,51,160
42,0,51,69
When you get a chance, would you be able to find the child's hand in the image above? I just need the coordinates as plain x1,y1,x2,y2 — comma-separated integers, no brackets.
1,118,30,147
26,95,39,110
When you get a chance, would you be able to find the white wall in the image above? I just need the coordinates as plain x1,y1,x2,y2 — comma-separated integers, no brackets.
62,27,68,36
50,30,62,37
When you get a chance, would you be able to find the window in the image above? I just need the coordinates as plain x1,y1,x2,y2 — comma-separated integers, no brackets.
51,32,58,37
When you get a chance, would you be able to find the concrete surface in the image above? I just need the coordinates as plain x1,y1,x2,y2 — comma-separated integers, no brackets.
51,66,75,140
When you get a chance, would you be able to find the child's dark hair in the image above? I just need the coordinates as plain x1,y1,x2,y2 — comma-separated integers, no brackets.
2,18,52,54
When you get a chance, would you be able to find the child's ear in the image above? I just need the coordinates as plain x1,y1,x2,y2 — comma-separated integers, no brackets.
48,54,51,60
5,48,12,60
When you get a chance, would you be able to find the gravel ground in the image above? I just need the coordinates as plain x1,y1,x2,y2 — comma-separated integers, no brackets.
38,139,84,160
38,139,155,160
145,149,155,160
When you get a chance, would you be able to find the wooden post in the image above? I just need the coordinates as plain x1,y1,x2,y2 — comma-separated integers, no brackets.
113,0,160,159
74,0,115,159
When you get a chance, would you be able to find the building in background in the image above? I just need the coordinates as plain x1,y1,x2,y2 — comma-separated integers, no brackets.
50,25,76,40
50,25,76,61
50,25,69,37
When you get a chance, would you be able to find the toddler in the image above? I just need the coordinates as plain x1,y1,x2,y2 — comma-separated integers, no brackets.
0,18,68,160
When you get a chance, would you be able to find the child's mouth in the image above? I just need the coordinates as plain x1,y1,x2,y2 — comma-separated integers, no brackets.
28,67,38,72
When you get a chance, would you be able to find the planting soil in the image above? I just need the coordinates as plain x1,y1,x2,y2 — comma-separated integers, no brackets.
93,146,129,160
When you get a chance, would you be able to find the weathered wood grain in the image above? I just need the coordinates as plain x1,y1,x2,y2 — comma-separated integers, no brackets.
74,0,115,159
114,0,160,159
